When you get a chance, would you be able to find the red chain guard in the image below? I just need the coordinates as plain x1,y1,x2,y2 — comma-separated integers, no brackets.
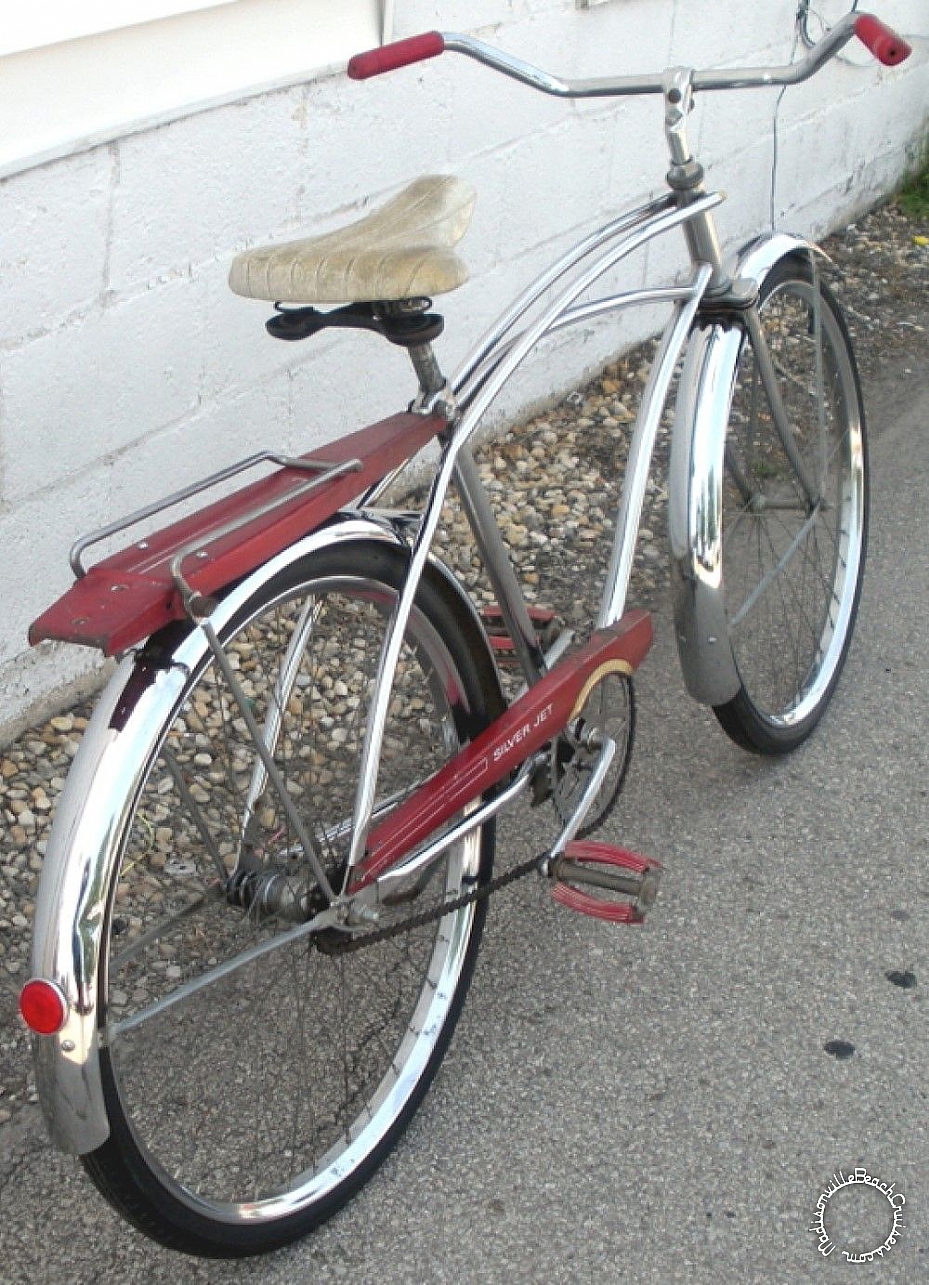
353,609,652,889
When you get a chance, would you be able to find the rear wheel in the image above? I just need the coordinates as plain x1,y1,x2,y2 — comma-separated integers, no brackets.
82,541,499,1256
714,255,868,753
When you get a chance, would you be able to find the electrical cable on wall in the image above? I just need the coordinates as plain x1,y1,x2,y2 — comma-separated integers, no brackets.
799,2,876,67
769,9,803,227
769,3,868,229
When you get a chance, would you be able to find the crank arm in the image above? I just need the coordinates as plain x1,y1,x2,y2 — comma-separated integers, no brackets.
549,733,617,856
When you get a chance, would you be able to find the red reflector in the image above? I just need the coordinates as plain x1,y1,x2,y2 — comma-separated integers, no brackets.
19,979,69,1036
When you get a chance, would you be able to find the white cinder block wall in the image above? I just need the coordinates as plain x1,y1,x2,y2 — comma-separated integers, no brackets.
1,0,926,738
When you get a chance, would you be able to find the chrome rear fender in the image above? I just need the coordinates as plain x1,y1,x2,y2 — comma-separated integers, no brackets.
668,233,818,705
30,514,487,1156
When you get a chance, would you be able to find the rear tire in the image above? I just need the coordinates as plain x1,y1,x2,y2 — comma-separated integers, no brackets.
713,255,868,753
82,541,500,1256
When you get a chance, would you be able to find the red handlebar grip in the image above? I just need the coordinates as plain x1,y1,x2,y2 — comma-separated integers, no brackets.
348,32,445,80
854,14,912,66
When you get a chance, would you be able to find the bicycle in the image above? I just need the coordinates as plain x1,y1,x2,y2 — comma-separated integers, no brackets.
17,8,910,1259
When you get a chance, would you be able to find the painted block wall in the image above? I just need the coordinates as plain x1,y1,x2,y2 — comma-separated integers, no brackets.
0,0,926,737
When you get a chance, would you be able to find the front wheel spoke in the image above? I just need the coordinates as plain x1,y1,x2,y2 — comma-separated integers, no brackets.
763,502,839,596
772,509,843,611
729,505,824,628
757,516,828,660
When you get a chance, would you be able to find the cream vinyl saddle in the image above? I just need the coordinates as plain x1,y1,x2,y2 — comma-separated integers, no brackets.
229,174,475,305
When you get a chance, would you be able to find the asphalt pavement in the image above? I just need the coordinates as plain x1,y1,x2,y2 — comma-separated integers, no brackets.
0,344,926,1283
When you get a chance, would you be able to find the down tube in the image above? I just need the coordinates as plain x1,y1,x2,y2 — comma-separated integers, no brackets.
598,262,712,628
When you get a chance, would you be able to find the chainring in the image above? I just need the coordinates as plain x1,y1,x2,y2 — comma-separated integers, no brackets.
551,669,635,838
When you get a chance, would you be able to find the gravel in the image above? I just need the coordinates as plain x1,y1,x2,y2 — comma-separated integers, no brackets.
1,194,926,1135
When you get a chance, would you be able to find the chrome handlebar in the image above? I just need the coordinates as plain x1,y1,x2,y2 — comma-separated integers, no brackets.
441,14,858,98
348,12,911,95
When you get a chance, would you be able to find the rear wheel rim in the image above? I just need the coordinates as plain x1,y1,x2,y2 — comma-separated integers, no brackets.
99,568,484,1226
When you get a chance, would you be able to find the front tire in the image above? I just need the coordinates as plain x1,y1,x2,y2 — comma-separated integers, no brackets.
82,541,499,1256
713,255,868,753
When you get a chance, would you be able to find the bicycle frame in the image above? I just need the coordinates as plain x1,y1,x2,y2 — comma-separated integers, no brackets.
345,199,720,881
24,7,904,1160
337,65,781,879
337,12,894,874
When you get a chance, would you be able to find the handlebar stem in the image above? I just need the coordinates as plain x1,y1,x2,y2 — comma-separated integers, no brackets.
663,68,695,167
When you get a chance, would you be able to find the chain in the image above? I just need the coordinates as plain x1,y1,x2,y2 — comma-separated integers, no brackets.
316,852,544,954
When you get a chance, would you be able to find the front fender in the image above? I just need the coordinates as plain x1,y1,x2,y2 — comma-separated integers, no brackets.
668,233,818,705
29,515,422,1155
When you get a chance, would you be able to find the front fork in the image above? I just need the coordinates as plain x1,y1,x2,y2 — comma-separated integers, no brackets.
664,68,823,511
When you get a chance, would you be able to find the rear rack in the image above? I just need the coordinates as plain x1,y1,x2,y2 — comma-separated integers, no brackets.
30,412,443,656
70,451,362,611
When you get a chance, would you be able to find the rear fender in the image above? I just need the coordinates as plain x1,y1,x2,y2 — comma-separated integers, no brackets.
29,514,497,1156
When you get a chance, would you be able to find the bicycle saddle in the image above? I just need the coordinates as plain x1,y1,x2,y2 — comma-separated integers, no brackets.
229,174,474,305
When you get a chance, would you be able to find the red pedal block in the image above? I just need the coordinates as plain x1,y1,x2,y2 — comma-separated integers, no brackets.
480,603,558,656
551,840,662,924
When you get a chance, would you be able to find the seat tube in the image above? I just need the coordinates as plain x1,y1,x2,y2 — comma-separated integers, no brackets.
453,448,546,683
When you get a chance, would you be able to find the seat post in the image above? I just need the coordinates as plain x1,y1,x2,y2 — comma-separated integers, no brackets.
407,342,446,398
381,299,448,401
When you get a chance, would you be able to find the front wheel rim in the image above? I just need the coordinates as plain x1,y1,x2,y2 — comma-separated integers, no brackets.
723,274,866,728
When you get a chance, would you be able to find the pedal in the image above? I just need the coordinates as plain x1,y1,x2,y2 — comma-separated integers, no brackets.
550,840,662,924
480,603,560,662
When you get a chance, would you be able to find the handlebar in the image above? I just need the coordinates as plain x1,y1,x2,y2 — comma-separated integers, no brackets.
349,32,445,80
348,12,911,94
853,13,911,65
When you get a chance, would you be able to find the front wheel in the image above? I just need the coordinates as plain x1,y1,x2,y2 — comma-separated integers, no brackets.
81,540,499,1256
714,255,868,753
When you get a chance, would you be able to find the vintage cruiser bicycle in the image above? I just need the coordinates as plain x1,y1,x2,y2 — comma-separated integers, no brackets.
18,8,910,1258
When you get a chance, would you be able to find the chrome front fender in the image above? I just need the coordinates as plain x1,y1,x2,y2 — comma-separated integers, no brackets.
30,515,419,1155
668,233,818,706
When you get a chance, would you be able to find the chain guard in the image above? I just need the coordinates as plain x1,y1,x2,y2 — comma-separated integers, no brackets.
312,673,635,955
